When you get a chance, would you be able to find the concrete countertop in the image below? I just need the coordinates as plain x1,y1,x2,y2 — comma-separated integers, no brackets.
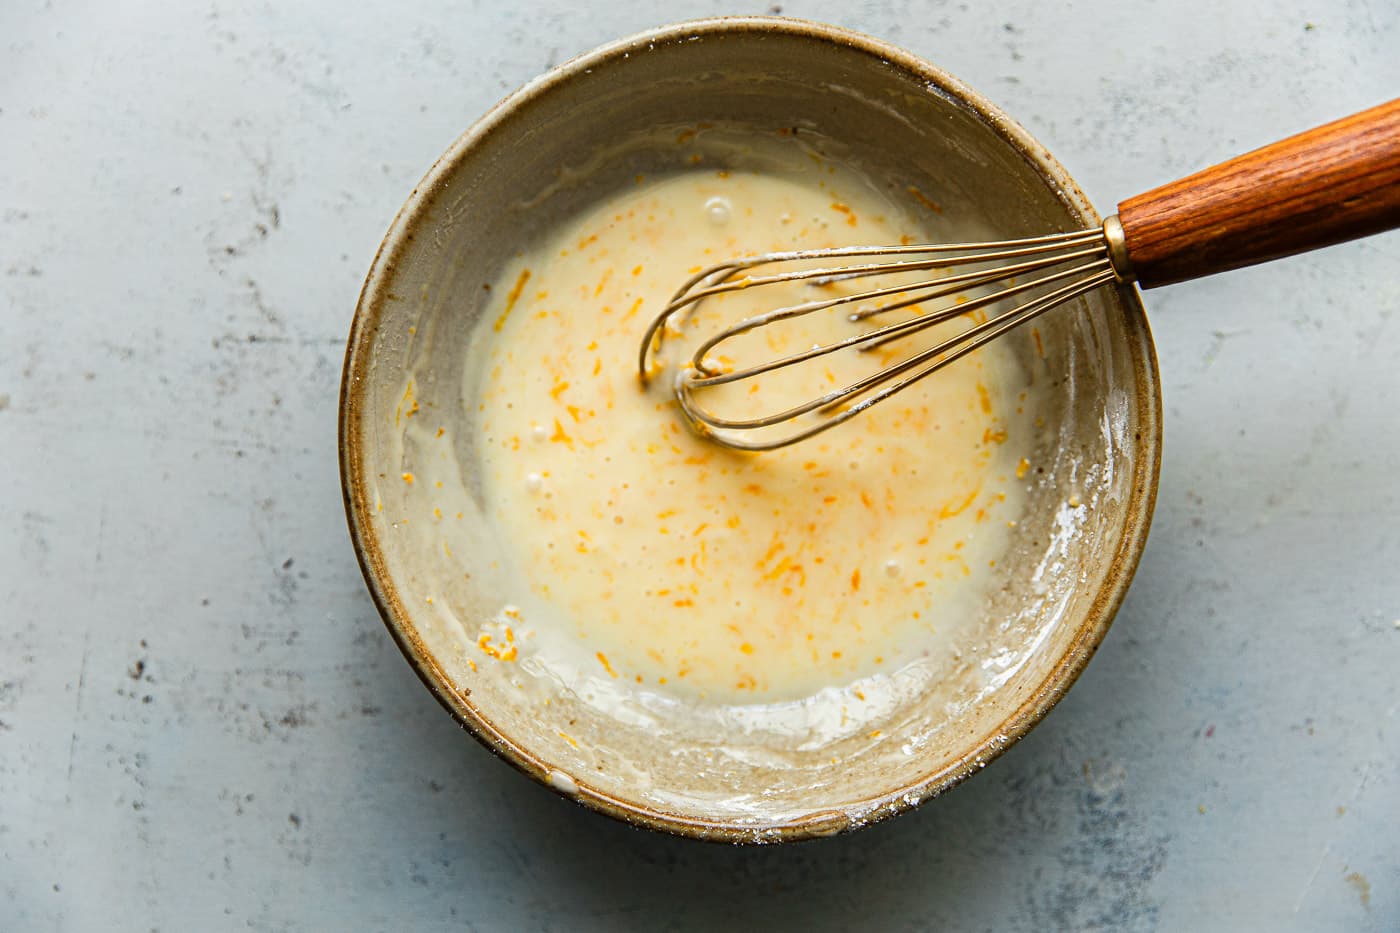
2,1,1397,929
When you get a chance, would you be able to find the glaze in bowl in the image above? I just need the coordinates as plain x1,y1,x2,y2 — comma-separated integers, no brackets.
339,17,1161,842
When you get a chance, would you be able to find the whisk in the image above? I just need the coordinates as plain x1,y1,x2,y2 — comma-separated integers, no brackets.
639,98,1400,451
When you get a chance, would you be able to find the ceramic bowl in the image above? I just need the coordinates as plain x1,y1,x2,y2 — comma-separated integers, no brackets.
340,17,1161,842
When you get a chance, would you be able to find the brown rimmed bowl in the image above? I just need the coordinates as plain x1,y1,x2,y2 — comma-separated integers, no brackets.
340,16,1161,843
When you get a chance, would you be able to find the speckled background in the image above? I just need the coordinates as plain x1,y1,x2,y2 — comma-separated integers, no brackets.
2,1,1397,930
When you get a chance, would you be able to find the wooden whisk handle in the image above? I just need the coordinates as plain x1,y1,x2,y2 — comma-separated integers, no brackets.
1115,97,1400,288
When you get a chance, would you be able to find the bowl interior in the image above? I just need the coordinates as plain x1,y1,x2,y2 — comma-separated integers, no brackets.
342,18,1160,842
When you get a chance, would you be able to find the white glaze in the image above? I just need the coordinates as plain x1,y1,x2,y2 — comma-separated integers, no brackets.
464,160,1035,712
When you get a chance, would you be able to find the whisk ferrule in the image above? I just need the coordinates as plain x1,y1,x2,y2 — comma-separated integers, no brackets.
1102,214,1136,283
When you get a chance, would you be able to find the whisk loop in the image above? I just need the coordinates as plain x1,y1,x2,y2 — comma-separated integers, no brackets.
638,218,1130,451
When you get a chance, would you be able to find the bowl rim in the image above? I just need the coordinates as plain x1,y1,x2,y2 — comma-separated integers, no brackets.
339,14,1163,844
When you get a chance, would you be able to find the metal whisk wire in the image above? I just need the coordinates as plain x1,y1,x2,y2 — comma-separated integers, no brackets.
637,225,1123,451
634,100,1400,450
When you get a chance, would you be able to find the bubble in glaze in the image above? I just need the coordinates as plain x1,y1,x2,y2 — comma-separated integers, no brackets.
705,196,732,226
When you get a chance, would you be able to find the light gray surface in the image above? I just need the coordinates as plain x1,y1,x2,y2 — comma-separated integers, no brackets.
2,1,1397,929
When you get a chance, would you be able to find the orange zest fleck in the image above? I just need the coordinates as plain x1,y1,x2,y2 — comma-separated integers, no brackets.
758,535,785,568
401,472,414,484
829,202,858,226
596,651,618,678
851,568,861,592
550,418,573,448
395,381,415,428
478,632,517,662
763,556,803,584
493,268,531,332
907,185,944,214
939,486,980,519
